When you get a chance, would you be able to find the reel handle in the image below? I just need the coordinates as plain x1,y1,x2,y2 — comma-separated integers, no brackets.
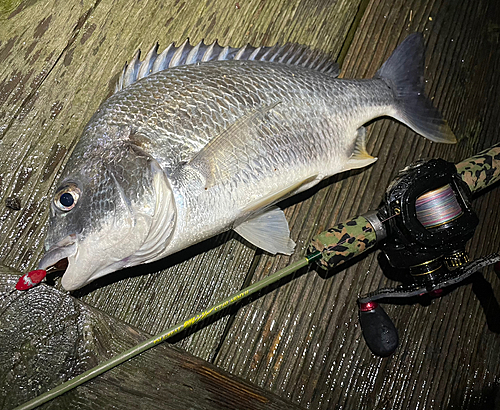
358,302,399,357
308,142,500,357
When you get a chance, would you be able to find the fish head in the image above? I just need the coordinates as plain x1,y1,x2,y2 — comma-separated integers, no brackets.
39,143,176,291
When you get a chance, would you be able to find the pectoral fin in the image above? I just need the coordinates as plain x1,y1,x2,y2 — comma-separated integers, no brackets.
234,206,296,255
342,127,377,171
187,101,281,189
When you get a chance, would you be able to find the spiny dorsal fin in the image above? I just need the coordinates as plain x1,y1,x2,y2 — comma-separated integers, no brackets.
115,40,339,93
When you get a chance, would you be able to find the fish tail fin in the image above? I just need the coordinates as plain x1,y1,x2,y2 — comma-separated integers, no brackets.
375,33,456,144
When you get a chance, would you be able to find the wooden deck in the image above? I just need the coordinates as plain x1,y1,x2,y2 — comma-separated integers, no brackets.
1,0,500,408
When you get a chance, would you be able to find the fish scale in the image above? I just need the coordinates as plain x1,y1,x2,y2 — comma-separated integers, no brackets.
102,62,386,254
38,34,457,290
93,62,377,175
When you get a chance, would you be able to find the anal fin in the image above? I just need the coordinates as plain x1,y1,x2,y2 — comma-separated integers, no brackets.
234,206,295,255
343,127,377,171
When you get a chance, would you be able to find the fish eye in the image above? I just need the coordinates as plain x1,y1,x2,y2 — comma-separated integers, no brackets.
54,183,81,212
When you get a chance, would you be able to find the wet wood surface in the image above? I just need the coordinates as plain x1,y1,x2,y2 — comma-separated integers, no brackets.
0,265,304,409
214,1,500,408
1,0,500,409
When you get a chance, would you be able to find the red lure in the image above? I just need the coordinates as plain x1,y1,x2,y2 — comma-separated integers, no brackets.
16,269,47,290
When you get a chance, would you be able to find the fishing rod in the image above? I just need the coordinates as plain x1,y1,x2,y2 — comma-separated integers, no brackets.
13,142,500,410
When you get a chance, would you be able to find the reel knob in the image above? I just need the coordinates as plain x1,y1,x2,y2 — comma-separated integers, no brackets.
359,302,399,357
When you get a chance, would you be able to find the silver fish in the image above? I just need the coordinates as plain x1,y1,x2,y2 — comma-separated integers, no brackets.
38,33,456,290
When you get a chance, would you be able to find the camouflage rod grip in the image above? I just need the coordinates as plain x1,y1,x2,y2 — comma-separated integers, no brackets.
309,212,383,269
456,142,500,194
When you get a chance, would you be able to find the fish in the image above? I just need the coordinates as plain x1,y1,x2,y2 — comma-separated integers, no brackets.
38,33,456,291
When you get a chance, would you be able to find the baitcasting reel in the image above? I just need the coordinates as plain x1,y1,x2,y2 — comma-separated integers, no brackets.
358,158,494,356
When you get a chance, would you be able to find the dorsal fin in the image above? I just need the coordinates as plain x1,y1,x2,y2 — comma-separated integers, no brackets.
115,40,339,93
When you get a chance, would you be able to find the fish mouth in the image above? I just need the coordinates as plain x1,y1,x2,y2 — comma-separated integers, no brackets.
39,233,136,291
38,235,77,272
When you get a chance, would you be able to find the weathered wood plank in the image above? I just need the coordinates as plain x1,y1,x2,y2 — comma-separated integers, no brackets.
214,0,500,408
0,265,305,410
0,0,100,266
0,0,98,137
2,0,499,409
0,0,364,362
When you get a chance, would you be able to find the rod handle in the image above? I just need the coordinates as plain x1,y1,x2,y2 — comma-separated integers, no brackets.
456,142,500,194
309,213,382,269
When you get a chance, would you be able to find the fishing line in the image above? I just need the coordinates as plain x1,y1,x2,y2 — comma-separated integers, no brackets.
415,184,463,228
379,212,399,224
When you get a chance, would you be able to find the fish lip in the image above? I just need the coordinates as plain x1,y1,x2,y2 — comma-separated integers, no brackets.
38,235,77,271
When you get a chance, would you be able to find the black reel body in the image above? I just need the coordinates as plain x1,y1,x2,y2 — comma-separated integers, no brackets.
379,159,478,282
358,158,489,357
